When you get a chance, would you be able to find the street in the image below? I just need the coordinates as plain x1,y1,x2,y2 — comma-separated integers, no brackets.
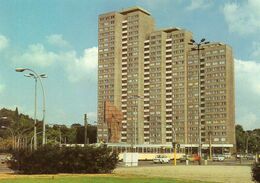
118,158,255,167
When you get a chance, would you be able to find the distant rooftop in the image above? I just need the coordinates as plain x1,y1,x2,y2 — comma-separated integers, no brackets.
119,6,151,16
161,27,182,33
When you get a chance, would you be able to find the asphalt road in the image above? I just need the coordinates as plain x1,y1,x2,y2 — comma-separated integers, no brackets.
118,158,255,167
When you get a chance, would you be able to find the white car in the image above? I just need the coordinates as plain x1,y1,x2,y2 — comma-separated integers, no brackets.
213,154,225,161
153,155,170,164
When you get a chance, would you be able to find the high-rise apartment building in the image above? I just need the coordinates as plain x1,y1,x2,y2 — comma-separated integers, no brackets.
97,7,236,151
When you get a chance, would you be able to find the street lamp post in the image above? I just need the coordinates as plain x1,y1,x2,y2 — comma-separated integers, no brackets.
84,114,88,147
245,131,249,155
209,131,213,160
128,95,143,152
0,125,15,149
172,126,177,166
30,131,43,151
0,117,15,149
188,38,210,164
16,68,47,150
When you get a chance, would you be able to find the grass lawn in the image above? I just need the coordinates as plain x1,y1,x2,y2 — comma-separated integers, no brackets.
0,175,214,183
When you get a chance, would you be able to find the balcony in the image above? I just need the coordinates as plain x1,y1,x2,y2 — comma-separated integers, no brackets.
166,65,172,69
144,98,149,102
144,104,149,107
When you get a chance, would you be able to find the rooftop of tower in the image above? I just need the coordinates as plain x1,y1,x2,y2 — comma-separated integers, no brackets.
119,6,151,16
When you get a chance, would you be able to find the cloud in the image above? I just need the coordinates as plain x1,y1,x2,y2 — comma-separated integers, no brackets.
186,0,213,11
87,111,97,123
0,76,5,94
252,42,260,59
0,34,9,51
235,59,260,96
46,34,70,48
235,59,260,129
223,0,260,35
237,111,257,130
12,41,98,82
63,47,98,83
0,83,5,94
137,0,173,10
12,43,59,67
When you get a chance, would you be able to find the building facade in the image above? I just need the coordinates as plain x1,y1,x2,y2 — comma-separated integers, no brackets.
97,7,236,151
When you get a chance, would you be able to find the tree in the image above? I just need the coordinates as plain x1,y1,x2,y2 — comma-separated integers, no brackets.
75,125,97,144
14,107,19,122
236,125,246,153
236,125,260,154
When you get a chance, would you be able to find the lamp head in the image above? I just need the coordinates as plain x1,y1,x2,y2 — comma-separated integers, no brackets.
24,74,31,78
40,74,47,78
190,39,195,43
15,68,26,72
200,38,206,42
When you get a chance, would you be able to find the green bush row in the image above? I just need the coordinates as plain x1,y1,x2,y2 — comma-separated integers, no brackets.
8,145,118,174
252,162,260,183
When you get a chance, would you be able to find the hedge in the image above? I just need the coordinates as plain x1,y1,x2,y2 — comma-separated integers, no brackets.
252,162,260,183
8,145,118,174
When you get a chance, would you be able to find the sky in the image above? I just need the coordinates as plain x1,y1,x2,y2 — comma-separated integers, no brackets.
0,0,259,130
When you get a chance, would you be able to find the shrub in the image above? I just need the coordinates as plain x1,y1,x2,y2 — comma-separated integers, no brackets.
252,162,260,183
8,145,118,174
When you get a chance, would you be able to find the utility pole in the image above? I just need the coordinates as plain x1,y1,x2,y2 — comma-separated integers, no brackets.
188,38,210,165
33,77,37,150
209,131,212,160
84,114,88,146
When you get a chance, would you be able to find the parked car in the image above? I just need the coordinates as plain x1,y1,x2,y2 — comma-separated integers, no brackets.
180,154,200,162
236,153,245,159
213,154,225,161
180,155,192,162
153,155,170,164
223,153,231,159
246,154,256,160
